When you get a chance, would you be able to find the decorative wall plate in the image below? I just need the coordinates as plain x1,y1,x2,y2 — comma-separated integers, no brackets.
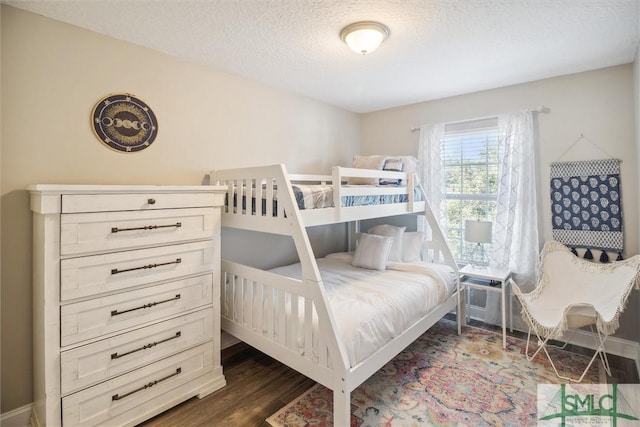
92,94,158,152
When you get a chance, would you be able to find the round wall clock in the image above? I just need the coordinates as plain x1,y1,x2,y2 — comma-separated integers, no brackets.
91,94,158,152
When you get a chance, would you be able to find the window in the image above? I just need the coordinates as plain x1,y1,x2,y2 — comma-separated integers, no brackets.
440,118,499,261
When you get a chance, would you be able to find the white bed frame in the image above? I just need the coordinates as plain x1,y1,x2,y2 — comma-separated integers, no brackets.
212,164,459,426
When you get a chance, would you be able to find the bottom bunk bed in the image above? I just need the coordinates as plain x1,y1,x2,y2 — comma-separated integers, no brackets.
213,164,459,426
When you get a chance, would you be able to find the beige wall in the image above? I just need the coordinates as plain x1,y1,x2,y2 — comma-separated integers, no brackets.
0,6,359,413
634,37,640,355
361,64,639,341
0,4,3,417
635,44,640,252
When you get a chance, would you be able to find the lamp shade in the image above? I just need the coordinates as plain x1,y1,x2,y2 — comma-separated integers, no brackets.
340,21,389,55
464,220,493,244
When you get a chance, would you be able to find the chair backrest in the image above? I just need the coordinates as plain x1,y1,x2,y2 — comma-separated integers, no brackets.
537,241,640,323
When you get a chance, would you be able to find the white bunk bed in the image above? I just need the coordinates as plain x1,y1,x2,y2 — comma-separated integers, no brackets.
212,163,459,426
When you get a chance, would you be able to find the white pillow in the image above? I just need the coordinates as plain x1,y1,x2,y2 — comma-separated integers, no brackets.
367,224,406,262
348,155,386,185
402,231,425,262
352,233,393,271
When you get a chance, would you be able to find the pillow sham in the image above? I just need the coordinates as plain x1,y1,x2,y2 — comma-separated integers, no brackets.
385,155,418,185
367,224,406,262
380,158,403,185
348,155,386,185
352,233,393,271
402,231,425,262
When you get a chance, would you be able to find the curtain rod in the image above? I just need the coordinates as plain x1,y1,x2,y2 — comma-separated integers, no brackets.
409,106,547,133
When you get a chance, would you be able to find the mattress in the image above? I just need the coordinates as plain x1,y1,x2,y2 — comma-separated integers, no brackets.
268,253,456,367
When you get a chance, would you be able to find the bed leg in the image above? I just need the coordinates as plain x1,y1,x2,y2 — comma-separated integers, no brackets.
333,388,351,427
457,285,465,335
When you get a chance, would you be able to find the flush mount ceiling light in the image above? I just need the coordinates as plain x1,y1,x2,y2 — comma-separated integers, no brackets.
340,21,390,55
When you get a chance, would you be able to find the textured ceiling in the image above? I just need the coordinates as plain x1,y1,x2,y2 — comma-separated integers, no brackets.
6,0,640,113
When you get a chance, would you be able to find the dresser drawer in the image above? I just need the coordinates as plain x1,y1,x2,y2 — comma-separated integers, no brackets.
61,192,222,213
61,308,213,395
62,342,214,427
60,207,218,256
61,274,212,347
61,241,214,301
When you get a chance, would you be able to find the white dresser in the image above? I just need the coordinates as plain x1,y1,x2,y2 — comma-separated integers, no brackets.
29,185,227,427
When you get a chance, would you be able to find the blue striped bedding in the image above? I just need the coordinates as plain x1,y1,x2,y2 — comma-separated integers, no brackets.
292,184,424,209
230,183,423,214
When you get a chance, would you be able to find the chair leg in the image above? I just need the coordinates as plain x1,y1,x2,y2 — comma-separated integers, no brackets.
524,328,548,361
548,330,577,350
519,306,602,382
521,308,560,362
528,325,608,383
591,325,612,377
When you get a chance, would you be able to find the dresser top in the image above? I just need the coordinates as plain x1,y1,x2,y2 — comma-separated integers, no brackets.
28,184,227,214
28,184,226,194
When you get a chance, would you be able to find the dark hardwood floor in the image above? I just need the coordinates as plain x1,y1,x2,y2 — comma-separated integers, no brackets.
139,317,638,427
139,341,314,427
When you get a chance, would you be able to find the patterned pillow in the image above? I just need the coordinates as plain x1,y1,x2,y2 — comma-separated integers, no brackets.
380,158,403,185
386,155,418,185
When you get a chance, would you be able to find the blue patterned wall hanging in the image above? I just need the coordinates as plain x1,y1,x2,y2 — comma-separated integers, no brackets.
550,159,623,260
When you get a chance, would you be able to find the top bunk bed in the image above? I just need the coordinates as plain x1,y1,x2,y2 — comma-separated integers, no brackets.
212,157,431,229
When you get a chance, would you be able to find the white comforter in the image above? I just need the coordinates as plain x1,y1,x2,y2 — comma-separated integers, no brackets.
269,253,456,367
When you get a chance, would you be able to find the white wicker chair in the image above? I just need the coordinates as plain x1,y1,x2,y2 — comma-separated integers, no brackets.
512,241,640,382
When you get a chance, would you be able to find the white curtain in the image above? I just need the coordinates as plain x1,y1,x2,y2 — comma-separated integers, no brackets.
485,110,541,324
418,111,540,327
417,123,446,237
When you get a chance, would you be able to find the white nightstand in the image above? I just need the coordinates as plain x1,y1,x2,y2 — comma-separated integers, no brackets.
459,264,512,349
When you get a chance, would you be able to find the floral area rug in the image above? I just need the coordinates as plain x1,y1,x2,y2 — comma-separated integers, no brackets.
266,319,600,427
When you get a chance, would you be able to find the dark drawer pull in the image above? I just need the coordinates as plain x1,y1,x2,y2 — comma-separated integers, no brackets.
111,222,182,233
111,331,182,360
147,198,156,205
110,294,181,317
112,367,182,401
111,258,182,275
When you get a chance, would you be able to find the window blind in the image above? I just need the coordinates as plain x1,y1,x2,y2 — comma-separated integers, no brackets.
441,117,499,261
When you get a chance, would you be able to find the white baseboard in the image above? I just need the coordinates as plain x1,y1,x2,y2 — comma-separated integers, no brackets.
565,328,640,360
221,330,240,350
467,305,640,361
1,403,33,427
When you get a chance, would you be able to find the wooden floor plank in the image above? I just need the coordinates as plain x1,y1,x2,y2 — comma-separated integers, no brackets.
139,341,314,427
139,319,638,426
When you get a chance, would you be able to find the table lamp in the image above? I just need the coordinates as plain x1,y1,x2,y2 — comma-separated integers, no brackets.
464,220,492,268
